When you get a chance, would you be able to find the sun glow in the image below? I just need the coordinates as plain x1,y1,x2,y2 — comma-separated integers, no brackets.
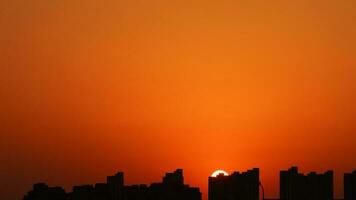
211,170,229,177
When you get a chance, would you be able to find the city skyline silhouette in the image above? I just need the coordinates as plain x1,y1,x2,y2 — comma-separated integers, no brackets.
23,167,356,200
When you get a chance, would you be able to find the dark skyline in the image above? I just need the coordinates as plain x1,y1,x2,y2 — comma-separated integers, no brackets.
23,169,201,200
23,167,356,200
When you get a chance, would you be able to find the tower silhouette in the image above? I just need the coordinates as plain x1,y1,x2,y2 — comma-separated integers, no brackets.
344,170,356,200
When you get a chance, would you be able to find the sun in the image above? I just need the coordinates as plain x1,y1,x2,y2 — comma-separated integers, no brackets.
211,169,229,177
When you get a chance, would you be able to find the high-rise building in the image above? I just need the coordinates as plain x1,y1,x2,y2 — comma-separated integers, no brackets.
344,170,356,200
208,168,260,200
163,169,184,185
107,172,124,200
280,167,333,200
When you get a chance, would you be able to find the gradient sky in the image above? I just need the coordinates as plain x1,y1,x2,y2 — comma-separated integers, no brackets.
1,0,356,199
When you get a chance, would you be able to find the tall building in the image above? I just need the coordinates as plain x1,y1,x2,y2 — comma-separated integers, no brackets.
280,167,333,200
163,169,184,185
208,168,260,200
344,170,356,200
107,172,124,200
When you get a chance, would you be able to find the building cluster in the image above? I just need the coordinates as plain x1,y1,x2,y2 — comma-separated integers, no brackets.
23,169,201,200
208,167,356,200
279,167,333,200
23,167,356,200
209,168,259,200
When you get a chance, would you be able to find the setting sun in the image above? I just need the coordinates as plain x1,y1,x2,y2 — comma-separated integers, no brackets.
211,170,229,177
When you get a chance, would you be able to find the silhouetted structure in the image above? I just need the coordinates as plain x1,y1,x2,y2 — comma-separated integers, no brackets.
344,170,356,200
208,168,259,200
163,169,184,185
108,172,124,200
146,169,201,200
23,169,201,200
280,167,333,200
23,183,66,200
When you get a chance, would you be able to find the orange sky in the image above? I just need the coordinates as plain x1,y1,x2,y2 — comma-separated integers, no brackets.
1,0,356,199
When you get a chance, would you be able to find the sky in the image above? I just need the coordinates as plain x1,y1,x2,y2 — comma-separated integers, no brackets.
0,0,356,199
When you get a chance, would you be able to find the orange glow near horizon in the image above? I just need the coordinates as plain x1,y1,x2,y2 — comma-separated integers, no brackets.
1,0,356,200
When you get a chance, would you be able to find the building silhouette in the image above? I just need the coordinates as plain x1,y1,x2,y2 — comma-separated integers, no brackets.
208,168,259,200
68,185,95,200
163,169,184,185
108,172,124,200
23,183,67,200
344,170,356,200
280,167,333,200
23,169,201,200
